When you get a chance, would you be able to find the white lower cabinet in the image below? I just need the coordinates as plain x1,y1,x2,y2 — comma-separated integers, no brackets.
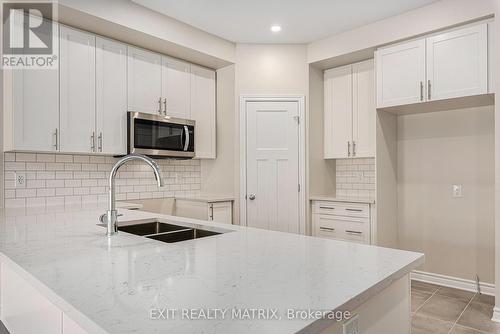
0,259,88,334
175,199,233,224
312,201,371,244
208,201,232,224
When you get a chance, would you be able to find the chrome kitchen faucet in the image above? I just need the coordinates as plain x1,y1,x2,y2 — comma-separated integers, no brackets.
100,154,164,236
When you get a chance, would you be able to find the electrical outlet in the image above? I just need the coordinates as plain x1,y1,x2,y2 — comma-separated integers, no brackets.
15,172,25,188
452,184,463,198
343,314,359,334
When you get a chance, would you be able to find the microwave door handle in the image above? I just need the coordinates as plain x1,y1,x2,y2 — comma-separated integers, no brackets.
183,126,190,151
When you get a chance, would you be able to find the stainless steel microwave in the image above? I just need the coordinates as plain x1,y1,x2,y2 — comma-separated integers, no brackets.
127,112,195,158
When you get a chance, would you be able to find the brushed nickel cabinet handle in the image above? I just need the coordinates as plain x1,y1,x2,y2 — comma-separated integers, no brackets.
319,227,335,232
158,97,162,114
345,230,362,235
319,206,335,210
163,98,167,115
428,80,431,100
90,132,96,152
347,141,351,157
352,141,356,157
53,128,58,150
346,208,363,212
420,81,424,101
98,132,103,152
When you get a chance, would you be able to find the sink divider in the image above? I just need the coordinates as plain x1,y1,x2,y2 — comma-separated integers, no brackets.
141,228,194,238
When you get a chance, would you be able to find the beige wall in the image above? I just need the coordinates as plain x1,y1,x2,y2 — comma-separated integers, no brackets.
308,65,336,198
200,65,236,196
308,0,495,65
397,106,495,283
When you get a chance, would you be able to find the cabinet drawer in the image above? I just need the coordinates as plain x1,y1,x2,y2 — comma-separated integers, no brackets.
313,214,370,244
312,201,370,218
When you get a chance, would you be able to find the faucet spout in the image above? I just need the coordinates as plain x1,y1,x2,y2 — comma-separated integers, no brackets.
101,154,164,237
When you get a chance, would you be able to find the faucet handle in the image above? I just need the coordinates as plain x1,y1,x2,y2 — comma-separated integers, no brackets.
99,213,108,224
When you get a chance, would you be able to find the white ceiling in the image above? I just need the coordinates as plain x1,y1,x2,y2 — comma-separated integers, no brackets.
131,0,439,44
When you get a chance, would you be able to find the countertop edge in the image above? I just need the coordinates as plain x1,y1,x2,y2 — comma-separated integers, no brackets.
309,196,375,204
0,252,110,334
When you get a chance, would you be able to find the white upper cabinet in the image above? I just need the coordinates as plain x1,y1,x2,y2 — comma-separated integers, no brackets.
162,56,191,119
426,24,488,101
324,65,352,159
190,65,216,159
59,26,96,153
376,22,489,108
9,21,59,152
324,60,375,159
375,39,426,108
352,60,375,158
96,37,127,155
127,46,162,115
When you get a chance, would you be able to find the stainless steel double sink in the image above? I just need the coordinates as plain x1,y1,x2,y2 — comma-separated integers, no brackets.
99,218,229,243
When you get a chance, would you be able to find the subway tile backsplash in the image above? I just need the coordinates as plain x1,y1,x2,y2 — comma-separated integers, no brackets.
335,158,376,199
4,152,201,208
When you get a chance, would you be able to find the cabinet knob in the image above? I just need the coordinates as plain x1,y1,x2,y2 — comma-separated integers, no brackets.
248,194,256,200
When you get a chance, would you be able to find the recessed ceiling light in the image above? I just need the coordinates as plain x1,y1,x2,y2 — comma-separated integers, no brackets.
270,25,282,33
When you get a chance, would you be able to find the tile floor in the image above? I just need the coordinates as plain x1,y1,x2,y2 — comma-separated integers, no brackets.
412,280,500,334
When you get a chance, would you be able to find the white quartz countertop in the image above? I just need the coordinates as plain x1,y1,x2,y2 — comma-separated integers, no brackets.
174,194,234,203
0,206,421,334
309,195,375,204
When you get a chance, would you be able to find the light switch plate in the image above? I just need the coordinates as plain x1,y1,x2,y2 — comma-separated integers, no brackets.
343,314,360,334
452,184,463,198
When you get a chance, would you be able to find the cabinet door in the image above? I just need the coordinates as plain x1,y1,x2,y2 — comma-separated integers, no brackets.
96,37,127,155
352,60,375,158
375,39,426,107
191,65,216,159
59,26,96,153
324,65,352,159
127,46,162,115
10,21,59,151
426,24,488,101
162,56,191,118
208,202,232,224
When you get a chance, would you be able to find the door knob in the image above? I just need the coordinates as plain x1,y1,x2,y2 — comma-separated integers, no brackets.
248,194,256,200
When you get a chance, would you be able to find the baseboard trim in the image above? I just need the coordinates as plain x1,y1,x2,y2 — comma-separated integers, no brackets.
492,307,500,323
411,270,495,296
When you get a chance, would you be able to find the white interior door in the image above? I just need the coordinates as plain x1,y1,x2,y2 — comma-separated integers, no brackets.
245,100,300,233
426,24,488,101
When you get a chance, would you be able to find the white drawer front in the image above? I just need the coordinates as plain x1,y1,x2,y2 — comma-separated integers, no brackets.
312,201,370,218
313,214,370,244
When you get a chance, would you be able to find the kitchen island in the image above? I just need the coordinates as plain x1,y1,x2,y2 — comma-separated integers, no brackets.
0,206,423,334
